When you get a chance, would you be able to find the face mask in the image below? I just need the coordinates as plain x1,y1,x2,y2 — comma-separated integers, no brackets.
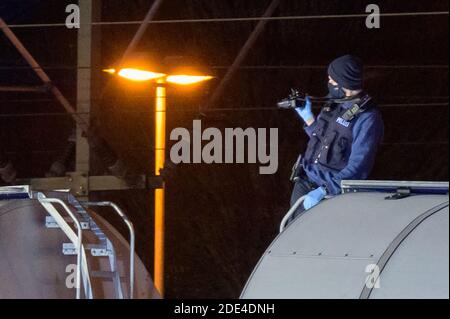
327,82,346,99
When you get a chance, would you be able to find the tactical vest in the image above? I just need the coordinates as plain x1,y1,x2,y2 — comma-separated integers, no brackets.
303,95,373,171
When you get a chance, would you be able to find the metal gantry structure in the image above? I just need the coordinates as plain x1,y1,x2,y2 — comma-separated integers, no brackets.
1,2,155,298
0,0,168,297
1,1,162,198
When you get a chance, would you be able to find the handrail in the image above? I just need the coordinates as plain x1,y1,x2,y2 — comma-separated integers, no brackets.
279,195,307,233
37,194,93,299
82,201,136,299
341,180,449,194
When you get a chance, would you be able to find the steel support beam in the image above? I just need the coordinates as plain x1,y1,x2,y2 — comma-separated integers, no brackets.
0,18,88,132
0,85,48,93
204,0,281,109
76,0,100,175
99,0,165,99
121,0,165,61
15,174,162,195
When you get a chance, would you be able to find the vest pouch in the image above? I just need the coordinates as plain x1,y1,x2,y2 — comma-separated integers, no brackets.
303,118,328,163
319,132,349,170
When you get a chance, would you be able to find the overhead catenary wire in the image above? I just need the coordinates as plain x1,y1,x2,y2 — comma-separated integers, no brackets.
4,140,449,156
205,0,282,110
1,12,447,123
1,11,448,29
0,102,448,119
0,9,447,193
2,96,449,104
0,64,448,71
213,65,450,70
195,103,450,113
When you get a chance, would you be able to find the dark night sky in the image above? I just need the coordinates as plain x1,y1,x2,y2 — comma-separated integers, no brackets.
0,0,449,298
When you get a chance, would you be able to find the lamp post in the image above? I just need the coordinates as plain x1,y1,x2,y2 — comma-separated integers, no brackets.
104,54,213,296
154,78,166,297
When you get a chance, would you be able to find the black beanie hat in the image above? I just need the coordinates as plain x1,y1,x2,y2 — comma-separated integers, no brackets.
327,55,363,90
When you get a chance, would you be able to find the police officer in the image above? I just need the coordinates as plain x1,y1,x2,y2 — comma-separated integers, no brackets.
290,55,384,221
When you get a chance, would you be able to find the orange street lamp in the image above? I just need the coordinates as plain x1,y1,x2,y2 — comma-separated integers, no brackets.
118,68,167,82
166,75,214,85
104,54,213,297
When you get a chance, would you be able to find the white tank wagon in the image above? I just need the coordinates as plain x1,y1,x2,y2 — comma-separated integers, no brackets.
0,186,160,299
241,181,449,299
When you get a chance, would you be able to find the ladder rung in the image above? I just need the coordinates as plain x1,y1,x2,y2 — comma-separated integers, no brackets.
63,243,111,256
46,216,90,230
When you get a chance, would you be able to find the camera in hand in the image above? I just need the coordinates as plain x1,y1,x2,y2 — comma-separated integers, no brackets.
277,88,367,110
277,88,307,109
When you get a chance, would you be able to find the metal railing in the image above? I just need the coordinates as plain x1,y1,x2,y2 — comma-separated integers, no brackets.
341,180,449,194
81,201,136,299
279,195,307,233
36,193,93,299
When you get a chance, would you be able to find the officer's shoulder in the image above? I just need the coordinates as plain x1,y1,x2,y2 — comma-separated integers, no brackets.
357,103,382,124
364,99,381,116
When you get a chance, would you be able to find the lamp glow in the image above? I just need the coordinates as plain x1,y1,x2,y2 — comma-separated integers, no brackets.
118,68,166,82
102,68,116,74
166,75,214,85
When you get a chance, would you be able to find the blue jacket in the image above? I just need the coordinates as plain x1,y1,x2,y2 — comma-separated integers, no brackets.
301,101,384,195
